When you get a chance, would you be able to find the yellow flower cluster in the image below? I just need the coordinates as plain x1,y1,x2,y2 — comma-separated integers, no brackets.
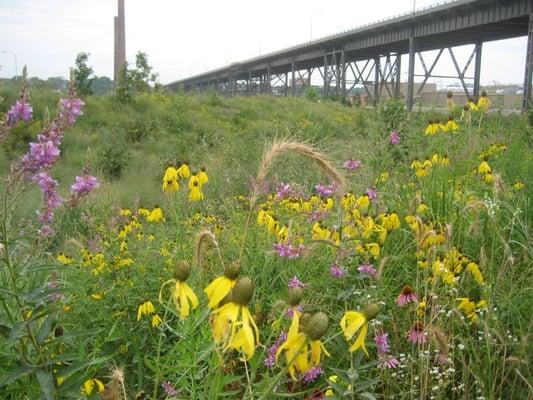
425,117,460,135
456,298,488,322
410,154,449,177
162,163,209,202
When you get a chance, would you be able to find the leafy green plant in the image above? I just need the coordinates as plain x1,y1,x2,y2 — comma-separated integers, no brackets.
377,98,407,132
96,140,131,179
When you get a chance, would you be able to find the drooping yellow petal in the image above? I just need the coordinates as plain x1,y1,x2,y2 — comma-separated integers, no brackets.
242,306,259,343
205,276,235,309
179,284,190,319
340,311,365,341
183,282,199,310
349,321,369,356
230,323,256,360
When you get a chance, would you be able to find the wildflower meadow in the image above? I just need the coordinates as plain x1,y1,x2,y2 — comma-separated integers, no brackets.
0,71,531,399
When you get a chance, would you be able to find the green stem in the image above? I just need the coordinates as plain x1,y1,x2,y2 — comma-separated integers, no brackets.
152,290,174,399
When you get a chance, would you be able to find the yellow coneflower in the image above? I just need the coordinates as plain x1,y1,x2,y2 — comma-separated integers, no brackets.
151,314,163,328
477,159,491,175
81,378,105,395
467,98,479,111
340,303,379,355
477,91,491,111
198,166,209,184
162,166,179,193
56,252,73,265
276,311,330,380
446,91,455,110
205,262,240,309
177,162,191,179
189,181,204,202
211,276,259,360
513,180,525,190
444,116,459,132
137,300,155,321
159,261,199,320
147,206,164,223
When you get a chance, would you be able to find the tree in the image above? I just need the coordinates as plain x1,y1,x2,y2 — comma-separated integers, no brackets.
130,52,158,93
91,76,113,96
72,52,94,96
115,63,132,104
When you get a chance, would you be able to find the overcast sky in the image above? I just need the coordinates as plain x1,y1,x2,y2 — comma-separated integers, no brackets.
0,0,527,86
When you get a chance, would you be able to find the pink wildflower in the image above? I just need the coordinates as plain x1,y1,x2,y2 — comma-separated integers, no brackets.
343,159,362,171
70,175,100,197
273,242,305,259
315,183,334,196
7,100,33,126
396,285,418,307
366,187,378,202
288,276,306,289
358,263,377,278
389,130,401,145
408,322,428,345
329,263,346,278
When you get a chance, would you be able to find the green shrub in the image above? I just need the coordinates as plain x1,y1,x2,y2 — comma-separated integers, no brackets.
304,87,319,102
377,98,407,131
96,140,130,179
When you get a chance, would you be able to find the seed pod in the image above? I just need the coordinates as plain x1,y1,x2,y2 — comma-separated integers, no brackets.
174,261,191,282
54,325,64,337
232,276,254,305
304,312,329,341
224,261,241,280
287,287,304,306
362,303,380,321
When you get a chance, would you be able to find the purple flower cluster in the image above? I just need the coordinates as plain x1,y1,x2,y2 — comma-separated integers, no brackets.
59,98,85,126
264,332,287,368
366,187,378,202
32,172,62,236
315,183,335,197
273,242,305,259
70,175,100,198
6,100,33,127
22,140,61,172
329,263,346,278
302,365,323,383
161,381,179,398
343,159,362,171
358,263,377,278
288,276,306,289
375,333,400,369
389,130,401,145
307,209,329,223
285,304,303,318
275,183,292,199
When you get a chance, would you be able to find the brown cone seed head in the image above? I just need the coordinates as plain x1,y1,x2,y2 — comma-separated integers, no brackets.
362,303,380,321
304,311,329,341
174,261,191,281
232,276,254,305
288,287,304,306
224,261,241,280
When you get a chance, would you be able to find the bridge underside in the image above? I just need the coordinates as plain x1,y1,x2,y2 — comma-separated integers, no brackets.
170,0,533,110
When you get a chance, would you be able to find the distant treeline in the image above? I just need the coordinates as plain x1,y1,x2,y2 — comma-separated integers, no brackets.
0,76,113,96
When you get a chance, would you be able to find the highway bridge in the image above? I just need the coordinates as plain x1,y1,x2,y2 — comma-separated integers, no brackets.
166,0,533,110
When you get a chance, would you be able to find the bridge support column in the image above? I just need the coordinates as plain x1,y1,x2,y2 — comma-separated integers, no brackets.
374,56,380,105
284,72,289,96
323,54,328,97
473,41,483,100
266,66,271,95
248,72,252,96
395,54,402,99
407,36,416,111
291,61,295,96
523,13,533,110
341,51,346,100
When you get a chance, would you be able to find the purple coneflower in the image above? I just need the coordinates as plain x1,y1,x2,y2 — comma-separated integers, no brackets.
408,322,428,345
343,159,362,171
329,263,346,278
389,130,401,145
396,285,418,307
358,263,377,278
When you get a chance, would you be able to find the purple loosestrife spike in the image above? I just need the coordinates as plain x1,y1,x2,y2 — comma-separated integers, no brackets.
389,130,401,145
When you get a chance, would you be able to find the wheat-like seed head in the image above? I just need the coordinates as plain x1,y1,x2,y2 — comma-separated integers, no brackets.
253,139,345,205
195,229,224,268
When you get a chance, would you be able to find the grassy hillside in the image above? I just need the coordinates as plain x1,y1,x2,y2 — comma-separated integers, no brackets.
0,83,532,399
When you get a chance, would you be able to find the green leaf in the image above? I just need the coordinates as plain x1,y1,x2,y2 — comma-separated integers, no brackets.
36,369,55,400
359,392,378,400
37,313,56,344
0,366,36,387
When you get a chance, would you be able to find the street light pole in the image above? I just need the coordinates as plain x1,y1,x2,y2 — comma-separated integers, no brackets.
1,51,18,77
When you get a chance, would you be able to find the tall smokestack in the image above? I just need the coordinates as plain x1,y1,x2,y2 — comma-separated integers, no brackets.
114,0,126,82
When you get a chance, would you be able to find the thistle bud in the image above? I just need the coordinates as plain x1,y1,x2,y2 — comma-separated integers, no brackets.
232,276,254,305
287,287,304,306
174,261,191,282
362,303,380,321
224,261,241,280
304,312,329,341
